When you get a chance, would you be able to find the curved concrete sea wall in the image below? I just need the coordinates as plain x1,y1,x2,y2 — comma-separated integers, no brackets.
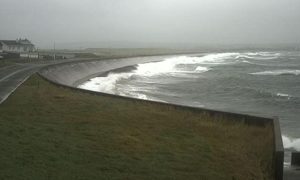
39,57,284,180
39,56,170,87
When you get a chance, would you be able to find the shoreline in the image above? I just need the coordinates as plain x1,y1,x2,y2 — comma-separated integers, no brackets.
37,54,284,179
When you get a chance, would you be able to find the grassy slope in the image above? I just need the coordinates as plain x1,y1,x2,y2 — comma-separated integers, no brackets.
0,75,274,180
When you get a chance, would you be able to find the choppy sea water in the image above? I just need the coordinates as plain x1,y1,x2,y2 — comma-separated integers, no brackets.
79,50,300,164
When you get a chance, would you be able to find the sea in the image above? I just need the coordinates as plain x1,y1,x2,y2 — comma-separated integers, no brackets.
79,49,300,165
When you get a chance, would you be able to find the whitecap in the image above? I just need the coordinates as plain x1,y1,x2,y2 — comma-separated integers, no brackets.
79,53,245,98
276,93,291,98
257,52,281,57
195,66,210,72
78,72,133,93
127,92,149,100
134,53,237,76
282,135,300,151
242,60,251,63
284,162,290,167
250,69,300,76
236,52,280,60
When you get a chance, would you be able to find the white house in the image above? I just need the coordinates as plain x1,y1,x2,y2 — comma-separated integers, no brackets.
0,39,35,53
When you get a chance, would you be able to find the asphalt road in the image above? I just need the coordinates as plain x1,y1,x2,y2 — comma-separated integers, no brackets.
0,63,44,103
0,58,96,104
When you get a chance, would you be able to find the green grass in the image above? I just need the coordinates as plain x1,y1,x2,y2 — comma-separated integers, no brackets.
0,75,274,180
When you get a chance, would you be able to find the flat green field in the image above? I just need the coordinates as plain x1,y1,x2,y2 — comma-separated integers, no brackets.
0,75,274,180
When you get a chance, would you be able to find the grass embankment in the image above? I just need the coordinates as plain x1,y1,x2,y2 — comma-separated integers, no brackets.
0,75,274,180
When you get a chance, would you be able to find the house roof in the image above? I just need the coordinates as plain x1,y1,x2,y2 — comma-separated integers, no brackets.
0,40,19,45
0,40,34,46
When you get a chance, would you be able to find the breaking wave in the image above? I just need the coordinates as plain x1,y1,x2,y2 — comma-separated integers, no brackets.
79,53,238,96
282,135,300,151
79,51,294,102
79,51,287,100
276,93,292,99
134,53,237,76
235,52,281,60
195,66,210,72
250,69,300,76
78,72,133,93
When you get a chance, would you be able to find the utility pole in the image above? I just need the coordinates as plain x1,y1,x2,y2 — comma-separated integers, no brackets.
53,41,56,61
37,48,40,60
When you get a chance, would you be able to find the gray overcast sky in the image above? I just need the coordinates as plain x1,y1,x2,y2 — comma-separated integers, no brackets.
1,0,300,48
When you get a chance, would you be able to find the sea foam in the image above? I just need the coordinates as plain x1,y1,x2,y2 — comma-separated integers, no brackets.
235,52,281,60
79,52,286,100
250,69,300,76
282,135,300,151
276,93,291,99
79,53,237,95
134,53,236,76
